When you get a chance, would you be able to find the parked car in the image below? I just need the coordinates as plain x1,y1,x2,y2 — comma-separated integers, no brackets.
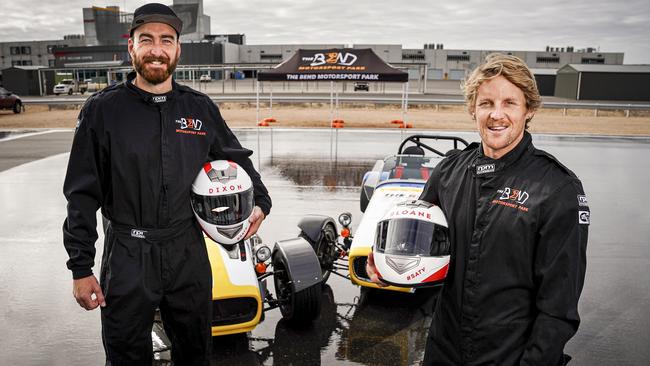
84,79,108,92
199,74,212,82
354,82,369,92
0,87,23,113
53,79,87,95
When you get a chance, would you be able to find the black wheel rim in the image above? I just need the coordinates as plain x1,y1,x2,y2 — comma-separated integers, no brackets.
317,227,337,276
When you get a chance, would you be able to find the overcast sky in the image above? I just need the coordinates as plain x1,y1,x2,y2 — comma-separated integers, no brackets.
1,0,649,64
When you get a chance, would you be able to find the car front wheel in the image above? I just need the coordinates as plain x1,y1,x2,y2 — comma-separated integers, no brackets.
273,255,321,324
13,101,22,114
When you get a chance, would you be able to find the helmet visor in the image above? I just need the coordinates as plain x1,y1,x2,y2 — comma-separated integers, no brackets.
376,218,450,256
191,188,254,226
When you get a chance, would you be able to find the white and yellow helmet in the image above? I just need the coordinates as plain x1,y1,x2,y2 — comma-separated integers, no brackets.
190,160,254,244
373,200,450,287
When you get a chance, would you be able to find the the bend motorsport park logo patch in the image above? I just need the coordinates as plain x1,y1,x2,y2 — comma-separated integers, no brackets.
175,117,206,136
492,186,530,212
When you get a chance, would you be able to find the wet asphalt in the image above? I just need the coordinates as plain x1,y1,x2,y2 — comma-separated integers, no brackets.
0,129,649,365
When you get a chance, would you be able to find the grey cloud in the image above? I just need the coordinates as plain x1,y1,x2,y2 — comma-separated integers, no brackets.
0,0,648,63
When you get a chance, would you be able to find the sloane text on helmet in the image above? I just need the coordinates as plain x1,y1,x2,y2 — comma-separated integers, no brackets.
389,209,432,220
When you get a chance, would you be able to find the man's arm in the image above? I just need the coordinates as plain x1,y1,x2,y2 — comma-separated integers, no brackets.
520,180,589,365
207,102,272,217
62,103,104,280
63,102,107,310
418,163,441,205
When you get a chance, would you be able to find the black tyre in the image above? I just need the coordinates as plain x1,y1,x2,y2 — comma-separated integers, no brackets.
13,102,22,114
273,256,321,324
360,189,370,212
67,88,73,95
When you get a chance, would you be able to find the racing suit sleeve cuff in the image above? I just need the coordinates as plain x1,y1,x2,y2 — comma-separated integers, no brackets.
256,201,271,217
72,268,94,280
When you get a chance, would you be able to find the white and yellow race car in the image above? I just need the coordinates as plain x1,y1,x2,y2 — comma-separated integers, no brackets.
205,232,323,336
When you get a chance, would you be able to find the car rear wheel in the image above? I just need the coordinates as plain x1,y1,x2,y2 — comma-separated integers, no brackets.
67,89,73,95
13,101,22,114
273,256,321,324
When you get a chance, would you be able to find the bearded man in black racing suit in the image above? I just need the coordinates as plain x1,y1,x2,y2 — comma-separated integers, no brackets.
62,4,271,365
367,54,589,365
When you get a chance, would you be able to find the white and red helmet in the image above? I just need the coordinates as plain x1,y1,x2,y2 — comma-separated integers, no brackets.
373,200,450,287
190,160,254,244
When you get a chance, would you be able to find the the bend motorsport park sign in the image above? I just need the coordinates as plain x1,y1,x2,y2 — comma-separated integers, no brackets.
257,48,408,82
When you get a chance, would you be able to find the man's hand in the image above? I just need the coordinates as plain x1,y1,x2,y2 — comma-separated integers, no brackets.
73,275,106,310
366,251,388,287
244,206,266,240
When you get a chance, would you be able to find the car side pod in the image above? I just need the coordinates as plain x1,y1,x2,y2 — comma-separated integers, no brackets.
272,237,323,323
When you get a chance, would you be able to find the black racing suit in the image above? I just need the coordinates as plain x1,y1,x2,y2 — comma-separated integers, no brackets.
420,132,589,366
62,72,271,365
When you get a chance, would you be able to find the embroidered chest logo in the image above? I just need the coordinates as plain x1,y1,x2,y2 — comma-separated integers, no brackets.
476,163,495,175
175,117,206,136
492,186,530,212
577,195,589,206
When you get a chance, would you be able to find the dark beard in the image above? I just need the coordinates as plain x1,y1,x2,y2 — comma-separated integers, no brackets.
132,54,178,85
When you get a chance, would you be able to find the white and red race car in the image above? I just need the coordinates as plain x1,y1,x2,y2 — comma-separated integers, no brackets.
296,134,468,293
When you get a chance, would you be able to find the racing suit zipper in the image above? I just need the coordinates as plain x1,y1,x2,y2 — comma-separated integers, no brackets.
158,105,170,226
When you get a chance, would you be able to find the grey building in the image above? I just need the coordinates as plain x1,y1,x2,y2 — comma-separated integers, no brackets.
236,44,624,81
82,0,210,45
0,66,48,96
0,36,86,69
82,6,131,46
554,64,650,101
530,68,558,96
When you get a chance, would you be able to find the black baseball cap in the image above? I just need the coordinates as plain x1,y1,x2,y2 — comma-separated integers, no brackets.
130,3,183,37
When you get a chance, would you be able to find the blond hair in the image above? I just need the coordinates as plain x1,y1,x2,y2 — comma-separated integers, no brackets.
463,53,541,128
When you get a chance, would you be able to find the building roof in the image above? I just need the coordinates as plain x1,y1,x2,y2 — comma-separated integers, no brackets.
62,60,125,68
559,64,650,73
2,66,47,71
